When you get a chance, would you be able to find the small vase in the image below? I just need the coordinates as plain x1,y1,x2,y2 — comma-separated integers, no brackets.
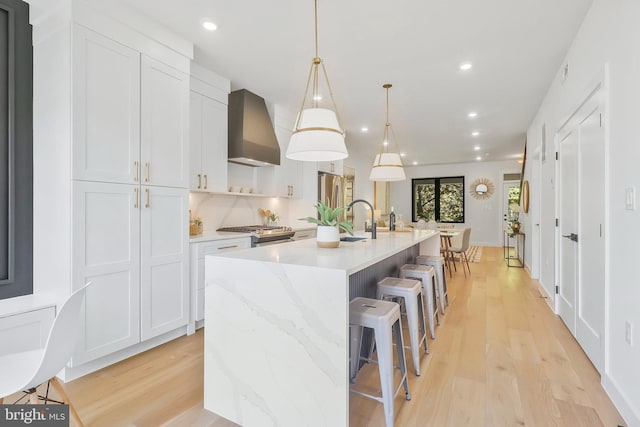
316,225,340,248
511,223,520,233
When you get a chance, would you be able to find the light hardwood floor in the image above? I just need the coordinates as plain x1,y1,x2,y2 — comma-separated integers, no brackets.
4,247,626,426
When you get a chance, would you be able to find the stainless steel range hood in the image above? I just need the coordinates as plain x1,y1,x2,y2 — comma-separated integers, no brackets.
228,89,281,166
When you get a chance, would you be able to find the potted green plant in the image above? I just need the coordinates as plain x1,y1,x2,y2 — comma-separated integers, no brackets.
300,201,353,248
509,203,521,233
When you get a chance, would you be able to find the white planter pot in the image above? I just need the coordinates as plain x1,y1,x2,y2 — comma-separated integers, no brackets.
316,225,340,248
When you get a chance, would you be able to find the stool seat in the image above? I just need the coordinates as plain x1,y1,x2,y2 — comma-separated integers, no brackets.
376,277,428,376
349,297,410,427
416,255,449,314
350,297,401,330
400,264,439,339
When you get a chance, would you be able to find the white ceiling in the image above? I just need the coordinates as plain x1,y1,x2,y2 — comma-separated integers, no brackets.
112,0,593,166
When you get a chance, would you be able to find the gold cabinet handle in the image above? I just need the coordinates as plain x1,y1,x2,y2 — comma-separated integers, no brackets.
197,174,201,189
134,161,139,182
218,245,238,250
145,162,150,183
145,188,150,208
204,175,208,189
134,188,139,208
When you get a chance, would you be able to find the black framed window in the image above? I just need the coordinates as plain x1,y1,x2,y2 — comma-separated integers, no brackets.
0,0,32,300
412,176,465,223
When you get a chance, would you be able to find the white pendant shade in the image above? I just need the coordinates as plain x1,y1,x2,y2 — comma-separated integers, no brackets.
370,153,406,181
287,108,348,161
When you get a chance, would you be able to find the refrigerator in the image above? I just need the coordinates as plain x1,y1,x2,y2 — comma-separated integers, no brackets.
318,172,349,222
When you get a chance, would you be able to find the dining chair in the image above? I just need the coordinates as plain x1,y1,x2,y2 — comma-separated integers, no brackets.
0,283,90,427
449,228,472,277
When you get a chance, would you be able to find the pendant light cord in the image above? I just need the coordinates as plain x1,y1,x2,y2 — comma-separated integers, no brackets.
376,84,404,167
314,0,319,59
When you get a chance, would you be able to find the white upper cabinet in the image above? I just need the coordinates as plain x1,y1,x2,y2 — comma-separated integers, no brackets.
274,124,303,197
190,91,228,192
317,160,343,177
141,55,190,189
273,106,303,197
72,25,141,184
140,186,189,341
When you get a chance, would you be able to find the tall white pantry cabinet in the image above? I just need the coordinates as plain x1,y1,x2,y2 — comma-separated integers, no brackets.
32,3,192,379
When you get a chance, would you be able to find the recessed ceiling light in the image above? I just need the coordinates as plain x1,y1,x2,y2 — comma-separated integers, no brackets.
412,161,418,166
202,21,218,31
468,112,478,118
472,131,480,137
476,156,482,161
474,146,481,151
361,127,369,132
400,152,406,157
460,62,473,71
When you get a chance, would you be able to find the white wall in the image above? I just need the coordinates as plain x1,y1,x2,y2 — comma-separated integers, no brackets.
191,148,375,232
525,0,640,424
389,160,522,247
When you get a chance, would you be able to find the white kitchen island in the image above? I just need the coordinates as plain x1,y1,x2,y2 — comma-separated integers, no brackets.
203,230,440,426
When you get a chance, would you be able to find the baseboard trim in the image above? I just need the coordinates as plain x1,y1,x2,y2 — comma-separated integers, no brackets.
602,373,639,427
59,326,187,382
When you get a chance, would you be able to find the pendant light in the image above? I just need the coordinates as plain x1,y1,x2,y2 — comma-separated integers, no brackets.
286,0,348,162
369,84,406,181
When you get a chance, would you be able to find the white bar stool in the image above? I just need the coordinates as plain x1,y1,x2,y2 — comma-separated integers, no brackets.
416,255,449,314
350,297,410,427
399,264,439,339
376,277,428,376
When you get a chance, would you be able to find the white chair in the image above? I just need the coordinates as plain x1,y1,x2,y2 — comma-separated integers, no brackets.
449,228,472,277
0,284,89,427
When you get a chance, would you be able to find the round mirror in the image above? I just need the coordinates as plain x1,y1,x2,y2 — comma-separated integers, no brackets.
522,180,530,213
469,178,495,200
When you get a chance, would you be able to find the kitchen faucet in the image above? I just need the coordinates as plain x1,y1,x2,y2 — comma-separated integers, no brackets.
346,199,377,239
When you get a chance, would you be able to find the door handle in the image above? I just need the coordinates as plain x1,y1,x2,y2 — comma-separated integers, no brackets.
204,175,208,189
144,162,150,183
134,161,139,182
197,174,201,189
562,233,578,242
134,188,139,209
145,188,150,208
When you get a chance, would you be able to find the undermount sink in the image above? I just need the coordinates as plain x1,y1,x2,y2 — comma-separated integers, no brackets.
340,236,368,242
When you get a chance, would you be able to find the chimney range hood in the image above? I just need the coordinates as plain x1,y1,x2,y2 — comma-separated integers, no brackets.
228,89,281,166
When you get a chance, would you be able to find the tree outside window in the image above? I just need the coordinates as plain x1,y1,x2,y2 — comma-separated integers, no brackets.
412,177,465,223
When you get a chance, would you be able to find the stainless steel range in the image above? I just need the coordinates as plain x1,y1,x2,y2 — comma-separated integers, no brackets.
217,225,295,247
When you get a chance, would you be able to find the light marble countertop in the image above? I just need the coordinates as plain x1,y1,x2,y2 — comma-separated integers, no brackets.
189,231,252,243
209,229,439,275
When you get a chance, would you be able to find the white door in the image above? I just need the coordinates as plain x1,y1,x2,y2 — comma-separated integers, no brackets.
576,99,605,372
141,56,189,188
558,130,578,334
201,95,228,192
71,181,141,365
140,186,189,341
502,181,520,227
72,25,140,184
556,83,605,372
